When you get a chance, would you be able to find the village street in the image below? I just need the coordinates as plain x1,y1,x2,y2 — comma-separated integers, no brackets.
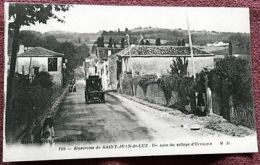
53,80,229,144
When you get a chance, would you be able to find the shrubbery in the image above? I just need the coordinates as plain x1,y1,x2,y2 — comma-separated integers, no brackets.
136,74,157,94
32,71,53,88
157,74,195,107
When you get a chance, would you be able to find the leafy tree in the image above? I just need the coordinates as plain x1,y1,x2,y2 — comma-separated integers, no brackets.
97,37,101,47
177,40,181,46
145,40,150,45
213,56,252,106
121,38,125,48
108,37,113,48
96,36,104,47
140,39,145,45
19,30,44,47
55,41,76,69
43,35,60,51
113,41,117,48
7,3,70,106
32,71,53,87
155,38,161,46
181,39,185,46
228,40,233,56
170,57,188,76
100,36,104,47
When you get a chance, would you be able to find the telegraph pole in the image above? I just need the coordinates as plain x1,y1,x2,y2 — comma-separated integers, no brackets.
126,34,135,96
186,12,196,79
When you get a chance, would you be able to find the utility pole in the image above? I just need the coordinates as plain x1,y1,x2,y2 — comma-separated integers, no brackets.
186,12,196,79
126,34,135,96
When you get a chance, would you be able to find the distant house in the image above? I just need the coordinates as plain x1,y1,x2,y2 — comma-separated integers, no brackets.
116,45,215,77
207,41,228,47
16,46,64,85
90,45,123,90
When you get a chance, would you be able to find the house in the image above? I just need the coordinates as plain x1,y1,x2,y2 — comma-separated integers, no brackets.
207,41,229,47
116,45,215,77
90,45,123,90
16,46,64,86
83,54,98,78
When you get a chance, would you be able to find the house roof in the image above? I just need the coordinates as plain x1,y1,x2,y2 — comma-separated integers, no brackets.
117,45,214,57
96,47,124,61
18,47,64,57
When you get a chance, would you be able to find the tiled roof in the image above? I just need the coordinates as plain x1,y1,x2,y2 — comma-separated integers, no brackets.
117,45,213,57
18,47,64,57
96,47,124,61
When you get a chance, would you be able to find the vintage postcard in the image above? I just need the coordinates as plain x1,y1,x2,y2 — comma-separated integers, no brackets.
3,3,258,162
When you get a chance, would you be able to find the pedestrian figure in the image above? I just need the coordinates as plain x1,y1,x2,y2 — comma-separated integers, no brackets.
32,119,42,144
197,92,206,116
41,117,55,145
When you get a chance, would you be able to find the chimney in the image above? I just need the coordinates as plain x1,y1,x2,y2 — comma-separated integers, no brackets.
18,45,25,54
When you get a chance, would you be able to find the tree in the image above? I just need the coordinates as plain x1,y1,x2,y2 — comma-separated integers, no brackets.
97,37,101,47
108,37,113,48
113,41,117,48
145,40,150,45
19,30,44,47
181,39,186,46
140,39,145,45
155,38,161,46
55,42,76,69
32,71,53,88
170,57,188,76
100,36,105,47
121,38,125,48
43,35,60,51
7,4,70,96
228,40,233,56
213,56,252,106
177,40,181,46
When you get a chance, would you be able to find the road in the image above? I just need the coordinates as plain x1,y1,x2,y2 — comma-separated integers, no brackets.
53,80,224,144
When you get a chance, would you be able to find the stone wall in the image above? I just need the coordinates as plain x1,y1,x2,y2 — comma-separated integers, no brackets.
131,82,179,107
146,83,167,106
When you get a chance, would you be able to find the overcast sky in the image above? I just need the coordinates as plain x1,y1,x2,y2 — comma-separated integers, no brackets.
19,5,250,33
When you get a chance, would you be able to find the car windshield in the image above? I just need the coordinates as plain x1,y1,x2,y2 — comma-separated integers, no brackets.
86,79,102,91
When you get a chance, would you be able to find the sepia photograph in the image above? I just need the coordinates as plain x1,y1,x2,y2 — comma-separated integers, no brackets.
3,3,258,162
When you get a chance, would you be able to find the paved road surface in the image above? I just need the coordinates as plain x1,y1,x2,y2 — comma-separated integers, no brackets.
53,80,223,144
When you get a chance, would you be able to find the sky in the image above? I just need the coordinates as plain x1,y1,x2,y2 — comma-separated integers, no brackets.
18,5,250,33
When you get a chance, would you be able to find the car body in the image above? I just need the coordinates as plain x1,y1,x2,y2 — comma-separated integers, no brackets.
85,76,105,103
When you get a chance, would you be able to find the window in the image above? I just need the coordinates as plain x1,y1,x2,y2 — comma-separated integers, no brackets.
48,58,58,72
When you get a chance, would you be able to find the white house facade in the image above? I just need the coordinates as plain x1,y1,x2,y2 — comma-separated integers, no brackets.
16,47,64,86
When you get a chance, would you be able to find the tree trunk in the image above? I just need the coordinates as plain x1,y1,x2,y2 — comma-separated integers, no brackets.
6,26,20,143
7,26,20,105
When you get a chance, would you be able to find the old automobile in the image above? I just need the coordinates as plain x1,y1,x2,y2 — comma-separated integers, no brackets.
85,76,105,103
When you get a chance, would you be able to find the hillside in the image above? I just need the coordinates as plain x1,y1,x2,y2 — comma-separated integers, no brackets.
17,27,251,55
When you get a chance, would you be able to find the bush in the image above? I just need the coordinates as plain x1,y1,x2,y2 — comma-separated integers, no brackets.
32,71,53,88
158,74,195,106
119,72,134,95
137,74,157,94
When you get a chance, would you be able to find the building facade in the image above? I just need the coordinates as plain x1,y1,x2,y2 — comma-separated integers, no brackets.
117,45,215,77
16,47,64,86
